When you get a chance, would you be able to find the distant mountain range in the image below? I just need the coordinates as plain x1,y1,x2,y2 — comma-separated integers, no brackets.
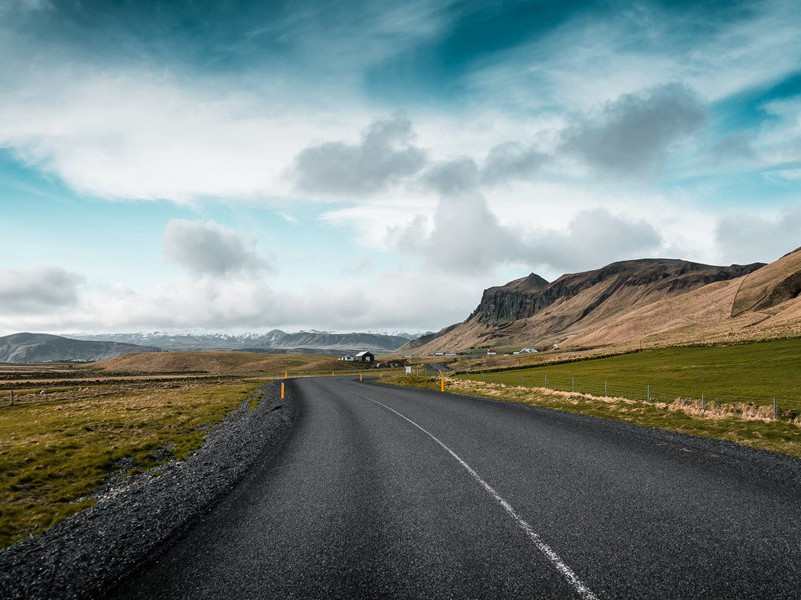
0,333,160,364
403,248,801,355
73,330,413,353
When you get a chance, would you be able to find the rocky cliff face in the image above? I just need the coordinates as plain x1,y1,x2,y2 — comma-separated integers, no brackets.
471,259,764,326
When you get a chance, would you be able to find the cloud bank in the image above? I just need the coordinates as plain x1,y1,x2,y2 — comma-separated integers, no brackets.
0,266,83,314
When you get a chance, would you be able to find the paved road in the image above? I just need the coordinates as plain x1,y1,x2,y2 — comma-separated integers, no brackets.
112,377,801,599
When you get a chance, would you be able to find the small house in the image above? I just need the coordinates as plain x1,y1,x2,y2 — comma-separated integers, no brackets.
354,351,375,362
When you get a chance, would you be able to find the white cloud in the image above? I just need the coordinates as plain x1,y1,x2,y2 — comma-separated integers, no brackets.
0,266,83,314
482,142,549,185
163,220,268,275
716,207,801,264
561,83,704,176
292,114,427,196
526,208,662,273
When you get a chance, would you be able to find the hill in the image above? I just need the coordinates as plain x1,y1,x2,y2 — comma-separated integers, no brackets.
0,333,160,363
95,351,367,375
404,253,801,355
75,330,410,354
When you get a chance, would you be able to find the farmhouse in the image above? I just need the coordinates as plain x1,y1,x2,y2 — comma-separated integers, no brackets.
354,351,375,362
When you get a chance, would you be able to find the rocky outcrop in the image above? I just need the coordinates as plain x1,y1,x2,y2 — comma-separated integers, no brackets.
471,259,764,325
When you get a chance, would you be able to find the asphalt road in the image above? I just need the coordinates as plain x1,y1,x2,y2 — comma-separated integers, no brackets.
112,377,801,599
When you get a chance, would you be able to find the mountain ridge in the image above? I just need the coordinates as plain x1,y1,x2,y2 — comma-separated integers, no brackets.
0,333,160,364
403,255,796,355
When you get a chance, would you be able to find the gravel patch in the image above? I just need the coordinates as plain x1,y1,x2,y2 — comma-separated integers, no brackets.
0,380,294,600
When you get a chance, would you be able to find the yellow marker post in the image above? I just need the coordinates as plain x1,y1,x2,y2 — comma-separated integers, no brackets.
281,382,285,400
359,372,363,382
441,375,445,393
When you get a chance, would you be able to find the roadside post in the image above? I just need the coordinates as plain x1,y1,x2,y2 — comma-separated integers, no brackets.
359,372,363,382
281,382,285,400
441,374,445,393
284,371,287,379
773,397,777,419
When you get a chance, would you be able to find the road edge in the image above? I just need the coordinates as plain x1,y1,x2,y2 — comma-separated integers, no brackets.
370,379,801,488
0,380,295,600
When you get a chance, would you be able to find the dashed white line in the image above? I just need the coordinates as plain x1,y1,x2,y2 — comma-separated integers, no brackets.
353,391,598,600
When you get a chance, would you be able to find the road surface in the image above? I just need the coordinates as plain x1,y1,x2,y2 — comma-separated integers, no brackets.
112,377,801,599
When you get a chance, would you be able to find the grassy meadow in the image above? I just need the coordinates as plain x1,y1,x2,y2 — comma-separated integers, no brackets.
0,379,261,548
461,338,801,411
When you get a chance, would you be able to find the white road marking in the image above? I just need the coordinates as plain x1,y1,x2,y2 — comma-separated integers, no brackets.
353,391,598,600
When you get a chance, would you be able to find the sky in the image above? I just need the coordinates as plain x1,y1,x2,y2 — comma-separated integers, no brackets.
1,0,800,335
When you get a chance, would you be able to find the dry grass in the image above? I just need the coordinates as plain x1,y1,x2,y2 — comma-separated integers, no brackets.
96,351,378,376
384,375,801,457
0,378,261,548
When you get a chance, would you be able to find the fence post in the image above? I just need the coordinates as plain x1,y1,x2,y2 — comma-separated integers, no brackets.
773,397,777,419
647,384,650,402
701,393,705,412
10,390,14,406
604,380,607,397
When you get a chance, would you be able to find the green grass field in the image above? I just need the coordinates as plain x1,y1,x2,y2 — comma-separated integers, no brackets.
0,380,260,548
462,338,801,411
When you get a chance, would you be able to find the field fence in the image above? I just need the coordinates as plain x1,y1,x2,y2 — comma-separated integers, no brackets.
509,372,801,419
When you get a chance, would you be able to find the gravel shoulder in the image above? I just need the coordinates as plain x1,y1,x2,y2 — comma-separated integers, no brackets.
0,380,293,600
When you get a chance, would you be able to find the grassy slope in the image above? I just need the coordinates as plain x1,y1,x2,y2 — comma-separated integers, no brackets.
0,380,260,548
95,351,359,375
383,375,801,458
462,338,801,410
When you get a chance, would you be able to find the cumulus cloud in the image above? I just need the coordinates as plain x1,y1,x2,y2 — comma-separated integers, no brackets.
393,192,525,274
481,142,549,185
420,158,480,195
716,207,801,264
562,83,705,176
293,115,427,196
526,209,662,273
393,192,661,276
163,220,268,276
0,266,83,314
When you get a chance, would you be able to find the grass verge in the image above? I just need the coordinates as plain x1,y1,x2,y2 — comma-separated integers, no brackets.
0,379,261,548
382,375,801,458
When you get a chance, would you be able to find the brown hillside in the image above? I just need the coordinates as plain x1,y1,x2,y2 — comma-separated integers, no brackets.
410,258,765,354
96,351,347,375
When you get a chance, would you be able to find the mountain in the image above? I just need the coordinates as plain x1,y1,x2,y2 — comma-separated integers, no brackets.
405,256,775,355
0,333,160,364
74,330,410,354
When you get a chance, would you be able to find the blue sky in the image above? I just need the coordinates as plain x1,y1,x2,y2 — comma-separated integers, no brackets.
0,0,800,334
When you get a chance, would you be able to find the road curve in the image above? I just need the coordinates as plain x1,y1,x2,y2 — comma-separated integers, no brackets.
111,377,801,599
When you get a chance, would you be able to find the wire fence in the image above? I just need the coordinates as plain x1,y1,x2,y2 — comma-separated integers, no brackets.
507,372,801,420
